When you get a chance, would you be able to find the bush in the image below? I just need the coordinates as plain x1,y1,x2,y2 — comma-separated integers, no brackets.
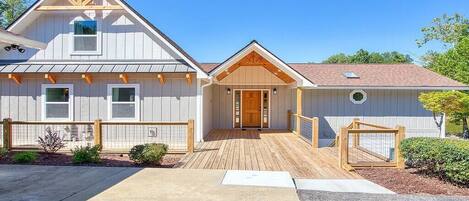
71,145,101,164
129,143,168,165
0,148,8,159
38,127,66,154
400,137,469,185
13,151,38,164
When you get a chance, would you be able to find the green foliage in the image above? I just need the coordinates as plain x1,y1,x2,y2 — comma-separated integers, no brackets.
446,119,463,137
0,0,32,28
323,49,413,64
417,13,469,47
13,151,38,164
0,148,8,159
400,137,469,185
71,145,101,164
428,37,469,85
129,143,168,165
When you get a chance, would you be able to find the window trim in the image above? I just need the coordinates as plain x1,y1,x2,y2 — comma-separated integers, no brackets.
349,89,367,104
69,19,102,56
41,84,74,121
107,84,140,121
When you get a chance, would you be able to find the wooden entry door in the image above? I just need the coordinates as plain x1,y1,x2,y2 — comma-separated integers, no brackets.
242,91,261,127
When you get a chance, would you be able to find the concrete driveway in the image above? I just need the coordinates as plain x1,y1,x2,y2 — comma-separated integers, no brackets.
0,165,299,201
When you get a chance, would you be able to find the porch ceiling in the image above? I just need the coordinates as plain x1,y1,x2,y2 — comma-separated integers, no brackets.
215,51,296,84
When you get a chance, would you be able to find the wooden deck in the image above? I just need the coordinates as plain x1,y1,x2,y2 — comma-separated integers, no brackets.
178,129,361,179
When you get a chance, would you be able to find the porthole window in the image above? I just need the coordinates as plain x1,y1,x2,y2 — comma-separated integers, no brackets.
349,90,367,104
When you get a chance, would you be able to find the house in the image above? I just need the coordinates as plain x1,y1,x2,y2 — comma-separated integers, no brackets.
0,0,467,152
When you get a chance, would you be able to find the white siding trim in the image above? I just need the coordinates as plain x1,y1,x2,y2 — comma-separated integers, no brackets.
41,84,74,121
107,83,140,121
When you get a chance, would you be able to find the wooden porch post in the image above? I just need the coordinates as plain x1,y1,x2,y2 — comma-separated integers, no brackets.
396,126,406,169
296,88,302,136
94,119,102,150
339,127,348,169
287,110,292,131
312,117,319,149
187,119,195,153
2,118,12,150
352,118,360,147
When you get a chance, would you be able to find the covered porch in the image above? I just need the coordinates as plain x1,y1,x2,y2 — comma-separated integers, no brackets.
179,129,361,179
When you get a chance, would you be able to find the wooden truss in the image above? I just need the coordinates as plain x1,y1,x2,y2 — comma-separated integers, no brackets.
36,0,123,11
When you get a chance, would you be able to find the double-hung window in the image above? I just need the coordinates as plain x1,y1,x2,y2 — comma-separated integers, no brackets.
42,84,73,121
72,20,100,54
108,84,140,121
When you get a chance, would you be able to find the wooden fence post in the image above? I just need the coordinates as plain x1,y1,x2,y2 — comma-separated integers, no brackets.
396,126,406,169
94,119,102,150
339,127,348,169
312,117,319,149
296,88,302,136
287,110,292,131
352,118,360,147
187,119,194,153
3,118,12,150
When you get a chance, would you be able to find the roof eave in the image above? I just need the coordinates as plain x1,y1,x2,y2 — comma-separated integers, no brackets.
305,85,469,90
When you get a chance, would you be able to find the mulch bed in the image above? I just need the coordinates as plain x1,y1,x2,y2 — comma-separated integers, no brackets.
0,151,184,168
357,168,469,196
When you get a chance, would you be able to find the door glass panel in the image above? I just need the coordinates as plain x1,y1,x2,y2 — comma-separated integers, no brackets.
234,91,241,128
263,91,269,128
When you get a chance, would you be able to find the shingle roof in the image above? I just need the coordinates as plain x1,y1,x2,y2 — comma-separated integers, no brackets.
201,63,467,88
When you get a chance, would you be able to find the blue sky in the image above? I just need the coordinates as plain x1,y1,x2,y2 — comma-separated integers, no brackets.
125,0,469,64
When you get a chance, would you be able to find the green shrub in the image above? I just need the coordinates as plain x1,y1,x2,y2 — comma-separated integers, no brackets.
0,148,8,159
13,151,38,164
129,143,168,165
71,145,101,164
400,137,469,185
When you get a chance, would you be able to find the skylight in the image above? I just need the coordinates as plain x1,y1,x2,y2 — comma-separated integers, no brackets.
343,71,360,79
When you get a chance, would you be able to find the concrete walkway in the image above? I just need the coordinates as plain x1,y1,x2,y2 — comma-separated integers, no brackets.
91,168,299,201
0,165,299,201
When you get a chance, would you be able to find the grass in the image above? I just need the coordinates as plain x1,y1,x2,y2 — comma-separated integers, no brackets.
446,118,467,137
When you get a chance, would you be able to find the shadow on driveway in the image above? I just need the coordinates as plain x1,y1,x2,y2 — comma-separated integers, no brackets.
0,165,141,201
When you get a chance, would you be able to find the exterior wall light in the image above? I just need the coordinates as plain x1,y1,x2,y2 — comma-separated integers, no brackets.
227,88,231,95
273,88,277,95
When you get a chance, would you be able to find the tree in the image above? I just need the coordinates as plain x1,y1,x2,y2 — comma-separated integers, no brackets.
322,49,413,64
419,91,469,139
0,0,31,28
428,37,469,85
417,13,469,48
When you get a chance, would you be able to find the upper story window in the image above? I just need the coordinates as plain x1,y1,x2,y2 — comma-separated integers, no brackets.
107,84,140,121
72,20,100,55
42,84,74,121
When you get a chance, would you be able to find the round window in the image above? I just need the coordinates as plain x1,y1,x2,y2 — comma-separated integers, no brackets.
349,90,367,104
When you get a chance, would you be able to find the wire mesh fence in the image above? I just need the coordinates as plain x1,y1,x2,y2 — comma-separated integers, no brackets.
11,122,95,150
0,124,3,148
347,132,396,164
101,123,188,151
299,117,313,144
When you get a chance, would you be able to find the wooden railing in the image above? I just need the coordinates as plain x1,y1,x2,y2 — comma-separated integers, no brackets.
338,119,405,171
287,110,319,149
2,118,195,153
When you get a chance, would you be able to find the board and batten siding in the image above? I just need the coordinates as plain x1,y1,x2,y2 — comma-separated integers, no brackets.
0,11,180,61
211,84,295,129
0,73,196,122
202,84,213,137
301,89,440,139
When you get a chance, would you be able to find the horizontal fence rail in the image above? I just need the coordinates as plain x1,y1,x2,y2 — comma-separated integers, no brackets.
339,119,405,171
2,118,194,153
287,110,319,149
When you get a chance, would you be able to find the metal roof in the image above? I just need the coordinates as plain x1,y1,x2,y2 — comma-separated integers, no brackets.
0,63,195,73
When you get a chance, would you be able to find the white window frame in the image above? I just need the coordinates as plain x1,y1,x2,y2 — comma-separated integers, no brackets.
41,84,74,121
69,18,102,56
107,84,140,121
232,89,271,129
349,89,367,104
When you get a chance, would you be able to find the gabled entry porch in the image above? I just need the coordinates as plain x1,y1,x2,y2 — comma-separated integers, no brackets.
178,129,361,179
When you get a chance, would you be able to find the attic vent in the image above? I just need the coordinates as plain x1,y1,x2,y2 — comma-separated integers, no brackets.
343,72,360,79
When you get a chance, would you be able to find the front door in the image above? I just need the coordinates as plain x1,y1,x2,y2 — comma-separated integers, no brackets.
242,91,261,127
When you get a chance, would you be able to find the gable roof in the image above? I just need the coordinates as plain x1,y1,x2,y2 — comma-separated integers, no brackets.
5,0,208,78
209,40,316,87
201,63,468,89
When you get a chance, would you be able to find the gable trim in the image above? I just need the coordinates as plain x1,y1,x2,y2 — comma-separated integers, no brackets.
209,40,315,87
6,0,208,78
